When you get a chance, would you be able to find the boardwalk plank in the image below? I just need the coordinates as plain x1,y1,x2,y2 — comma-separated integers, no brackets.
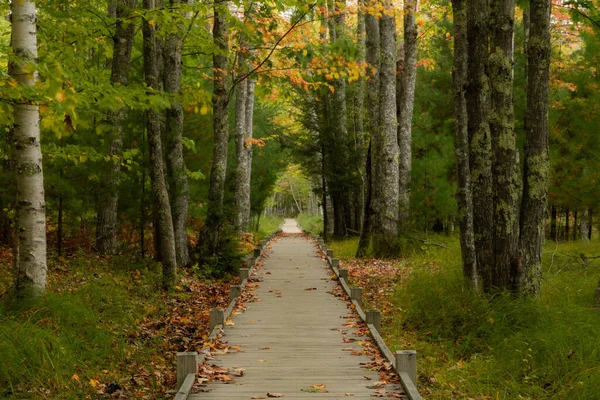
190,220,403,400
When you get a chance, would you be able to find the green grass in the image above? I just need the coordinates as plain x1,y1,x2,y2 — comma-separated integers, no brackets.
255,215,284,238
333,234,600,399
0,254,167,398
296,213,323,235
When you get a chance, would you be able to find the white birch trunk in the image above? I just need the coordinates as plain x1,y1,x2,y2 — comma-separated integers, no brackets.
10,0,47,296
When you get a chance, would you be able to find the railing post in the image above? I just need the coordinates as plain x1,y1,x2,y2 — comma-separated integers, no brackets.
396,350,418,387
366,309,381,333
339,268,349,281
351,287,363,308
230,285,242,301
253,247,261,258
209,308,225,332
327,249,334,258
239,268,250,281
331,258,339,269
176,352,198,390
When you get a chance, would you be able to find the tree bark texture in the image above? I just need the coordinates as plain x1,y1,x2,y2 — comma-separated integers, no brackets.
362,0,380,250
164,0,191,267
234,74,255,233
489,0,518,290
354,0,367,233
518,0,551,296
329,0,352,237
550,204,557,240
143,0,178,289
397,0,418,221
97,0,137,255
357,139,373,257
201,1,230,257
451,0,478,289
372,1,400,249
10,0,47,296
580,209,589,241
466,0,494,289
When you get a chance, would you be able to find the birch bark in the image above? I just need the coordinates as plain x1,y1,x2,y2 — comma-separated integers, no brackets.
10,0,47,296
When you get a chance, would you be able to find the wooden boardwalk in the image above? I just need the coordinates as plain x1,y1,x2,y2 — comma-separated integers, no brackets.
190,219,403,399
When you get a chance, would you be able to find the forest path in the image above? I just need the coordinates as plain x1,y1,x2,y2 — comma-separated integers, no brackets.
190,220,394,399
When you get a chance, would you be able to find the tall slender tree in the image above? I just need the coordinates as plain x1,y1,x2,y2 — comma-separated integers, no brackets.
143,0,178,288
451,0,478,289
397,0,418,221
164,0,191,267
10,0,47,296
372,0,400,253
97,0,137,255
357,0,380,256
489,0,518,289
518,0,551,296
466,0,494,287
200,1,230,257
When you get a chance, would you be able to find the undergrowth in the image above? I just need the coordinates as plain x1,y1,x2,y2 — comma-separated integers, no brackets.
0,251,231,399
334,235,600,399
296,213,322,236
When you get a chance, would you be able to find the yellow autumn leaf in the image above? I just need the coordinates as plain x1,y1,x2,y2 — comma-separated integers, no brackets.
56,90,65,103
71,373,80,382
89,379,99,388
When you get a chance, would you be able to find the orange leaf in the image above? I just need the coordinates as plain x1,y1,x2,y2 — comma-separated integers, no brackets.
89,379,99,388
71,373,80,382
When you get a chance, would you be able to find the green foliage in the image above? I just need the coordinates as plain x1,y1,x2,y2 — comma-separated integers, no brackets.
196,224,244,279
386,238,600,399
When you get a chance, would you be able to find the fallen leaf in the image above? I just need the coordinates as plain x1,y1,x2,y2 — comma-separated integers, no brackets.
344,394,355,397
257,359,268,362
267,393,284,398
311,384,326,389
89,379,100,388
71,373,80,382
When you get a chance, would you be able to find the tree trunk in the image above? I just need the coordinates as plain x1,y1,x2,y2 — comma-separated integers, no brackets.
97,0,137,255
372,1,400,254
357,139,373,257
466,0,494,289
397,0,418,222
143,0,178,289
580,209,589,241
573,210,578,241
242,79,255,228
329,0,351,238
164,0,191,267
361,0,380,252
354,0,367,232
451,0,478,289
234,74,248,231
565,209,570,241
489,0,518,290
200,1,230,257
518,0,551,296
550,204,557,240
10,0,47,296
589,209,593,240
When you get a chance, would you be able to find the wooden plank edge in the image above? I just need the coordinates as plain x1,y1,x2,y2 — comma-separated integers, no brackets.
399,371,422,400
174,373,196,400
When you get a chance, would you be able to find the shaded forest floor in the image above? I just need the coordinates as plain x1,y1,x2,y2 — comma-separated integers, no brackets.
329,235,600,400
0,249,240,399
